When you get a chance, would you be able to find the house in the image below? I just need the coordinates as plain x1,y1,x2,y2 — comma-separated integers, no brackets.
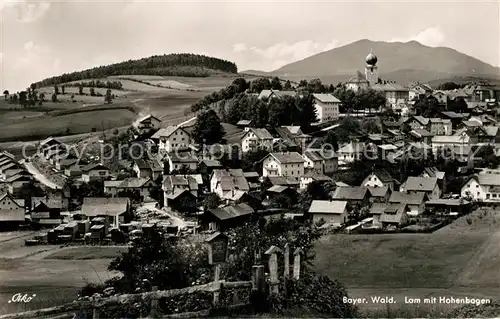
198,159,223,183
104,177,156,199
425,198,471,216
379,203,409,227
367,186,391,203
55,158,79,171
400,176,441,199
236,120,252,129
39,137,65,159
265,185,298,201
337,142,364,164
461,175,500,202
302,150,338,175
81,197,131,227
429,118,452,136
241,128,274,153
346,72,369,92
4,171,33,195
135,114,162,132
431,134,470,157
388,191,426,216
0,193,25,229
409,129,434,145
308,200,348,226
368,202,386,226
163,174,203,204
440,111,470,127
300,172,333,190
151,126,191,153
210,169,250,198
164,152,198,173
408,83,433,100
203,203,255,231
361,169,398,190
262,152,305,178
258,90,297,101
274,126,311,151
433,90,448,104
133,158,163,180
371,83,409,110
408,116,430,131
0,161,24,181
30,196,67,222
268,176,300,188
332,186,370,207
80,163,110,182
313,93,341,122
421,166,447,193
164,189,198,215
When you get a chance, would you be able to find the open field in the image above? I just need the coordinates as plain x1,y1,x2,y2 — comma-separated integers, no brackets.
45,246,128,260
314,208,500,310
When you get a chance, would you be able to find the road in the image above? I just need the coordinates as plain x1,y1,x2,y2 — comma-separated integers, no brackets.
22,161,62,189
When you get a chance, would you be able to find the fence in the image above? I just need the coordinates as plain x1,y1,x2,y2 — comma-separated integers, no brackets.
0,243,302,319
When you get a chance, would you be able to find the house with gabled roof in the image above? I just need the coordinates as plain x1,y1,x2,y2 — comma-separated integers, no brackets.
0,193,25,228
80,163,110,182
104,177,156,199
258,89,297,101
433,90,448,104
4,170,33,195
361,169,398,190
388,191,426,216
400,176,441,199
268,176,300,188
163,152,198,174
262,152,305,178
367,186,391,203
151,125,191,153
332,186,370,207
429,118,452,136
408,116,430,131
210,169,250,199
302,149,338,175
308,200,348,227
203,203,255,231
461,174,500,202
337,142,364,165
135,114,162,132
379,203,409,227
163,174,203,200
133,158,163,180
300,171,333,190
81,197,131,227
241,128,274,153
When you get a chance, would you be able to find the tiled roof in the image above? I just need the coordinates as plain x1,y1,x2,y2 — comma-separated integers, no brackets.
412,116,429,125
313,93,341,103
80,163,109,172
308,200,347,214
118,177,152,188
372,169,396,183
367,186,389,197
212,169,250,191
380,203,407,224
237,120,252,126
268,176,300,186
403,176,438,192
332,186,368,200
208,203,254,221
268,152,305,164
389,191,425,205
371,83,409,92
151,125,189,139
370,202,387,216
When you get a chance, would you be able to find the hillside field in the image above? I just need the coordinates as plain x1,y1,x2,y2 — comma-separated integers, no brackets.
314,208,500,310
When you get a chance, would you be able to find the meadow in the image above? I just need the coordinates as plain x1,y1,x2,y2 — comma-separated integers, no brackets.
314,208,500,310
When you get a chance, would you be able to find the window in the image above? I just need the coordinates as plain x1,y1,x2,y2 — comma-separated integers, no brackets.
487,194,491,199
493,194,498,198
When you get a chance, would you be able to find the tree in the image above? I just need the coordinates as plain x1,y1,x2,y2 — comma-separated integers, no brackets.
231,78,249,93
90,87,95,96
295,94,318,131
104,89,113,104
449,97,468,113
270,77,283,90
54,85,59,95
283,80,292,90
203,193,221,210
415,95,440,117
192,109,225,144
51,93,57,102
61,85,65,95
78,84,84,95
3,90,9,100
438,81,461,91
307,78,325,93
19,91,28,108
250,78,271,93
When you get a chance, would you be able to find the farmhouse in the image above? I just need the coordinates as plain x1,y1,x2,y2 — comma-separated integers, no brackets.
104,177,156,199
258,89,297,101
302,150,338,175
4,171,33,195
164,189,198,215
262,152,305,178
312,93,341,122
152,125,191,153
203,203,255,231
367,186,391,203
332,186,370,206
164,152,198,174
210,169,250,198
400,176,441,199
135,114,162,131
388,191,426,216
163,174,203,203
425,198,471,216
241,128,274,153
81,163,110,182
0,193,25,229
408,116,430,131
133,158,163,180
81,197,131,227
361,169,398,190
308,200,348,227
379,203,409,227
461,174,500,202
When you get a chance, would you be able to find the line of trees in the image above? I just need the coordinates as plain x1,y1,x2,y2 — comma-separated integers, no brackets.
32,54,238,87
66,80,124,90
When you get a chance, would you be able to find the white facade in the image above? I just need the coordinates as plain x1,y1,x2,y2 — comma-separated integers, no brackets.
314,98,340,122
461,177,500,202
241,129,273,153
158,128,191,153
362,173,385,188
262,154,305,178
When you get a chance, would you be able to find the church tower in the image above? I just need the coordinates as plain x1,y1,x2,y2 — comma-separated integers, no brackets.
365,50,379,86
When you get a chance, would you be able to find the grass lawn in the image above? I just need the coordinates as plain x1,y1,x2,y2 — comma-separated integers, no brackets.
314,208,500,289
45,246,129,260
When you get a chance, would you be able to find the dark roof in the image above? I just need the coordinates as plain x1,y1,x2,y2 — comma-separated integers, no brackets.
380,203,407,224
167,152,198,163
372,169,396,183
208,203,254,221
332,186,368,201
389,191,425,205
367,186,389,197
403,177,438,192
268,176,300,186
81,197,129,217
81,163,109,172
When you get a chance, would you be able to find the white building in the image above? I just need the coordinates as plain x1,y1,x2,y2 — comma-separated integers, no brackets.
461,175,500,202
400,176,441,199
361,169,397,190
262,152,305,178
313,93,341,122
151,126,191,153
337,142,364,165
302,150,338,175
241,128,274,153
135,115,162,132
210,169,249,198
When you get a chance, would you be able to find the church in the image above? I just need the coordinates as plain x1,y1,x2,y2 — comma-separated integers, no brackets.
345,50,409,111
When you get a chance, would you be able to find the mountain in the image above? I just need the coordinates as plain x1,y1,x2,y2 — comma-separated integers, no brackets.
263,39,500,84
33,53,238,87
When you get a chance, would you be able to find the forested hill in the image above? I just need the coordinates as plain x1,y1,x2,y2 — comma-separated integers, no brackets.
33,53,238,87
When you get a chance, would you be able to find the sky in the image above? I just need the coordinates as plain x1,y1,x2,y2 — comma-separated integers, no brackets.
0,0,499,91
